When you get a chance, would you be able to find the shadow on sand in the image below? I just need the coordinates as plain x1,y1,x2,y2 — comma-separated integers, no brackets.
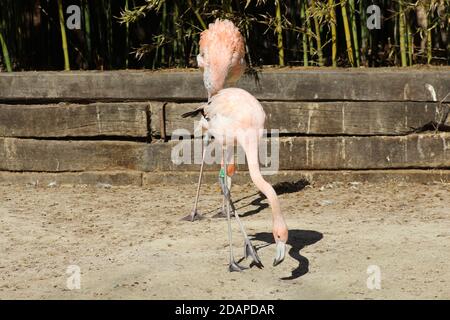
250,229,323,280
236,179,309,217
214,180,321,279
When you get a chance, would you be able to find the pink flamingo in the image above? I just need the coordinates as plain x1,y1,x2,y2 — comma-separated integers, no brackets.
182,19,245,222
182,88,288,270
182,19,287,269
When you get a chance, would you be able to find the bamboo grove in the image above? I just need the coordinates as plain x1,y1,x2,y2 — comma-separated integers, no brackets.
0,0,448,71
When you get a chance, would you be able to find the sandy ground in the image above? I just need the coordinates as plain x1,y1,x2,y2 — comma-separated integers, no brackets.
0,180,449,300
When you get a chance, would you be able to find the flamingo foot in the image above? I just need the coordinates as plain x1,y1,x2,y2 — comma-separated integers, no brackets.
180,210,203,222
244,240,263,268
228,261,247,272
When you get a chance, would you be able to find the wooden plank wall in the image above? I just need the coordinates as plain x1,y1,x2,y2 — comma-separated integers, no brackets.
0,68,449,186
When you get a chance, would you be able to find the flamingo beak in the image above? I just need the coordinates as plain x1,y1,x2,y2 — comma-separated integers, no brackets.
273,240,286,267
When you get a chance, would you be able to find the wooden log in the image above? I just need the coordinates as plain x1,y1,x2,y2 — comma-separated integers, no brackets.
0,138,148,171
148,102,164,138
153,134,450,171
0,102,149,137
0,71,205,102
0,69,449,102
163,101,448,136
241,68,450,102
1,134,449,172
1,100,445,139
275,134,450,170
142,169,450,186
1,169,450,187
0,171,142,186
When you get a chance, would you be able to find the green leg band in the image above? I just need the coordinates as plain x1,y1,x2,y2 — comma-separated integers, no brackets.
219,167,225,179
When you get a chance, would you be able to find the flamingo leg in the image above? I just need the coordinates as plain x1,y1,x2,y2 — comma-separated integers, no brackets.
213,146,232,219
233,206,263,268
219,179,263,268
211,176,229,219
218,146,263,267
181,133,209,222
221,147,247,272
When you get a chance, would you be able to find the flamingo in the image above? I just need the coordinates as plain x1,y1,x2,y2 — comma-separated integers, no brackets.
182,88,288,270
182,19,246,222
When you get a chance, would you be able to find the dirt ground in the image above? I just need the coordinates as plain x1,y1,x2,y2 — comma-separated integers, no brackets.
0,180,449,300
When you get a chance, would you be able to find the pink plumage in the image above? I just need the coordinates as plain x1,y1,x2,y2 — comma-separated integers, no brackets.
197,19,246,98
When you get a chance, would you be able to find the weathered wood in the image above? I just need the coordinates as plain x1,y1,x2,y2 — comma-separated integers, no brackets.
1,134,449,172
277,134,450,170
142,169,450,186
164,101,448,136
0,71,205,102
148,102,164,138
1,169,449,186
1,69,449,102
149,134,450,171
0,171,142,186
0,138,148,171
242,68,450,102
0,100,445,138
0,102,149,138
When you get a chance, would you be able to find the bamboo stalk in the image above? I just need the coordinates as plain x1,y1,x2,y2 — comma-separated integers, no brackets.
393,1,399,65
96,4,104,70
223,0,233,13
427,28,432,64
105,0,113,68
305,2,314,60
328,0,337,67
311,0,323,66
300,0,309,66
0,31,12,72
359,0,368,66
0,0,12,70
300,0,309,67
187,0,207,30
340,0,354,66
398,0,407,67
275,0,285,66
407,13,413,65
161,1,167,65
235,0,254,68
348,0,359,67
83,0,92,68
125,0,129,68
173,2,179,66
57,0,70,70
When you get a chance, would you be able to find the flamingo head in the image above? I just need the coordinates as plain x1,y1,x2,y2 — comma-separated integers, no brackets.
197,47,233,98
273,220,288,266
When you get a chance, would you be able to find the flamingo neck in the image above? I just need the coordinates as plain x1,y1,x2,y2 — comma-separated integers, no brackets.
247,162,287,240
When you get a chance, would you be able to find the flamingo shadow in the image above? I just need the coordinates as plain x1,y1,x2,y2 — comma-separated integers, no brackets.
207,180,309,217
238,179,309,217
250,229,323,280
